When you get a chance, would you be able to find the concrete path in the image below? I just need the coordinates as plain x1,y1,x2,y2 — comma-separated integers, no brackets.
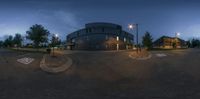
40,54,72,73
129,53,152,60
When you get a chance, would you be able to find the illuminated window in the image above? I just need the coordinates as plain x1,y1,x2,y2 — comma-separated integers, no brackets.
124,38,126,42
117,44,119,50
130,40,133,43
71,39,75,43
116,36,119,41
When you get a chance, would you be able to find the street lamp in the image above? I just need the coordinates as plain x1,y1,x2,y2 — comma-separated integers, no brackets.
52,33,58,57
175,32,180,49
128,24,134,29
176,32,180,37
128,24,139,53
55,34,58,38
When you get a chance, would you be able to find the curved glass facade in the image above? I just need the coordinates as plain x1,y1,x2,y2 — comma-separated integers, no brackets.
66,22,134,50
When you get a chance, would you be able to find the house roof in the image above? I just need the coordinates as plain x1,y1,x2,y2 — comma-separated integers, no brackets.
154,35,186,43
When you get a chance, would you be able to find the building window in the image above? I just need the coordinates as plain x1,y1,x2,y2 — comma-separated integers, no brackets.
124,37,126,42
117,26,121,29
102,28,105,32
117,44,119,50
86,36,89,40
77,32,80,36
106,44,108,49
89,28,92,32
116,36,119,41
71,38,75,43
86,29,88,33
105,35,109,40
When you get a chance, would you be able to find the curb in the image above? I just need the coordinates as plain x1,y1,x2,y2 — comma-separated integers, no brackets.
129,53,152,60
40,54,72,73
17,53,30,57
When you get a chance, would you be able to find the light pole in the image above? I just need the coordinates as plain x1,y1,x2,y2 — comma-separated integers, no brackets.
175,32,180,48
176,32,180,37
128,24,139,53
52,33,58,57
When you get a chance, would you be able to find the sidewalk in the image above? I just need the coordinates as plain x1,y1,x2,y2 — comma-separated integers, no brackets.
63,49,134,55
40,52,72,73
12,48,47,53
129,49,152,60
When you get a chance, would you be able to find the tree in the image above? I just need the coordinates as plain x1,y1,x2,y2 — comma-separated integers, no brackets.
186,40,191,48
50,34,61,56
191,38,200,48
4,35,14,47
0,40,3,48
142,31,153,50
13,33,23,47
50,34,61,47
26,24,50,48
172,42,176,48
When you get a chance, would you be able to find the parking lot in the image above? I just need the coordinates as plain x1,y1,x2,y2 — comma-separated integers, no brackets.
0,48,200,99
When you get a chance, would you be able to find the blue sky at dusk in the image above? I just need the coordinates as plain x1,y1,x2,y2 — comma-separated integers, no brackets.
0,0,200,41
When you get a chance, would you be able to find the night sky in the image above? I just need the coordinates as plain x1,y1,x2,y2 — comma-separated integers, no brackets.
1,0,200,42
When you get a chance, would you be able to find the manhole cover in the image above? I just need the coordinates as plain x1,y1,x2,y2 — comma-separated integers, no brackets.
17,57,34,64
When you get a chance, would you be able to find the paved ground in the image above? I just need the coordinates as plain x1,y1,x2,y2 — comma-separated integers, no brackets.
1,48,200,99
40,54,72,73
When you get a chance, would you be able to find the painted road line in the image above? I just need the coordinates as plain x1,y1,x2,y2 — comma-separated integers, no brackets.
156,53,167,57
129,54,152,60
17,57,34,65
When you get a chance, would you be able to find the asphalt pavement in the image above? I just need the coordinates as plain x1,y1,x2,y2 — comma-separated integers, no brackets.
1,48,200,99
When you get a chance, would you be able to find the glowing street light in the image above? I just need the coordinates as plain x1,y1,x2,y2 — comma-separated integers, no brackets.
128,24,134,30
128,23,139,53
175,32,180,49
52,33,59,57
176,32,180,37
55,34,58,37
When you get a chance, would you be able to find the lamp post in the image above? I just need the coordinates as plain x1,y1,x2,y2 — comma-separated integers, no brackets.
175,32,180,48
128,24,139,53
176,32,180,37
52,33,58,57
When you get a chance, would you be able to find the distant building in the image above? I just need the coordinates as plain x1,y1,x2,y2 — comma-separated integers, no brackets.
153,36,187,49
66,22,134,50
